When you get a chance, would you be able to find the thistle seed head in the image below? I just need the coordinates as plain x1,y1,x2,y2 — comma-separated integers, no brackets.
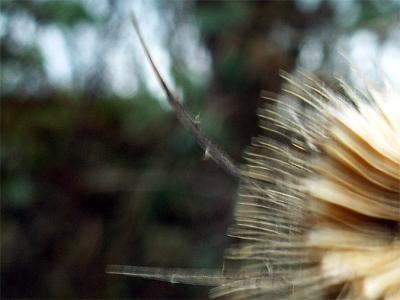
214,72,400,299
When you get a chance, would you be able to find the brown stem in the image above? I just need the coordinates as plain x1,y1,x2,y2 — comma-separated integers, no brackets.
130,12,242,179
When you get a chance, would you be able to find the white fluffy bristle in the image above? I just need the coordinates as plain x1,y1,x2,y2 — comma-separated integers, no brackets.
213,72,400,299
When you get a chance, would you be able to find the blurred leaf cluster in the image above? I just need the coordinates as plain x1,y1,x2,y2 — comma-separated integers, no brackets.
1,0,92,95
2,0,94,25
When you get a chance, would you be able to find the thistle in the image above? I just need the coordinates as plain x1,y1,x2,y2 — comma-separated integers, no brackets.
210,72,400,299
107,14,400,300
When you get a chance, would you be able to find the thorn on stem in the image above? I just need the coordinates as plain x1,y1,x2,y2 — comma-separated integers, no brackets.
204,147,211,160
194,113,201,125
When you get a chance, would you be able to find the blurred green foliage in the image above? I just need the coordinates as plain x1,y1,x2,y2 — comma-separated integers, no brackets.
196,2,251,34
2,0,94,26
354,0,400,30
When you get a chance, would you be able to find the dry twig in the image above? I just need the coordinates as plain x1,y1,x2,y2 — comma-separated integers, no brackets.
130,12,242,180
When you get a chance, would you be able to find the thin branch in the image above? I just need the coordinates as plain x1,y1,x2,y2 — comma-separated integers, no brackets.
130,12,242,179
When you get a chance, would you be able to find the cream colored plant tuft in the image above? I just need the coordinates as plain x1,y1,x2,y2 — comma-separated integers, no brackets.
108,14,400,300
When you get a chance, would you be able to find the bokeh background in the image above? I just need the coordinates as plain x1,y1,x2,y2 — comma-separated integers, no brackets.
1,0,399,299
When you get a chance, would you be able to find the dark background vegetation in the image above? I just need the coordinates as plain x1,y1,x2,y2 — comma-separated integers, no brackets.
1,0,399,299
